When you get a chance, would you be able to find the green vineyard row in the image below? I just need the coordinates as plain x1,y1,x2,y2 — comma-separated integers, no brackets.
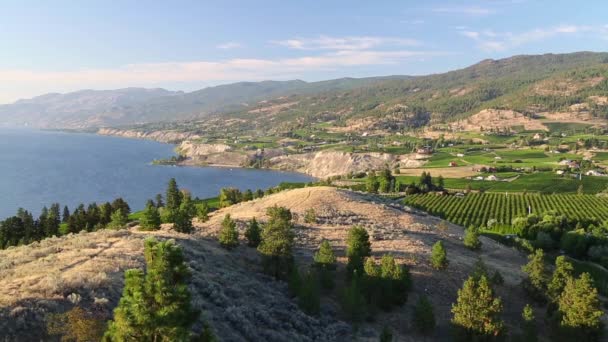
403,193,608,228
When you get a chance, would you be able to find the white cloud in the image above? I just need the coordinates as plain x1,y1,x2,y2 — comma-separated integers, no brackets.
459,25,600,52
272,35,420,51
217,42,242,49
0,49,446,102
432,6,496,16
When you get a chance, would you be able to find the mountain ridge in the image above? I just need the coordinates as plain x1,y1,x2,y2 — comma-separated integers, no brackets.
1,51,607,129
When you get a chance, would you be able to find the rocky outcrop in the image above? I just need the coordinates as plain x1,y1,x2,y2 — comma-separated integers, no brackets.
269,151,423,178
175,140,426,178
97,128,199,143
178,141,232,155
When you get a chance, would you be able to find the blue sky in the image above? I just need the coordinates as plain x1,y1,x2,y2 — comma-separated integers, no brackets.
0,0,607,103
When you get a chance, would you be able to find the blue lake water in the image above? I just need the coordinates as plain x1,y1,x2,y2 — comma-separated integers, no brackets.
0,128,313,218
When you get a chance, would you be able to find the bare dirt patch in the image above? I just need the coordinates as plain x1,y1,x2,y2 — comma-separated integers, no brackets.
397,167,478,178
455,109,548,132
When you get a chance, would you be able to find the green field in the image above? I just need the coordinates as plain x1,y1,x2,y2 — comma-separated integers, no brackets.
424,148,578,169
395,171,608,194
403,193,608,227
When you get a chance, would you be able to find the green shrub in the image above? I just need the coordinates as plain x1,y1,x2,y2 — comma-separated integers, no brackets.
218,214,239,249
431,241,448,270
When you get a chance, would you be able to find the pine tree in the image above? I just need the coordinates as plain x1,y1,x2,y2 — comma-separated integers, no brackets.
104,238,200,341
140,200,161,231
244,217,261,247
314,240,337,266
379,254,411,309
548,256,574,302
257,206,295,279
557,273,603,340
521,304,537,342
298,271,320,316
346,226,372,276
340,271,367,323
314,240,336,290
218,214,239,249
522,249,549,302
166,178,182,212
413,295,436,334
155,193,164,208
463,227,481,250
107,210,127,229
451,276,504,341
431,240,448,270
366,174,380,193
62,205,70,223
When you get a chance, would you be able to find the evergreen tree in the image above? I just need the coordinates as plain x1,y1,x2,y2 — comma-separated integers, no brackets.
340,271,367,323
218,214,239,249
155,193,164,208
314,240,337,290
463,227,481,250
431,240,448,270
111,198,131,218
378,254,411,309
107,209,128,229
104,238,200,341
521,304,537,342
257,206,295,279
243,189,254,201
437,175,445,190
47,203,61,237
99,202,113,226
298,271,320,316
413,295,436,334
173,193,195,233
346,226,372,276
522,249,549,302
451,276,504,341
140,200,161,231
314,239,337,266
548,256,574,302
557,273,604,341
244,217,261,247
166,178,182,212
366,174,380,193
62,205,70,223
471,258,490,282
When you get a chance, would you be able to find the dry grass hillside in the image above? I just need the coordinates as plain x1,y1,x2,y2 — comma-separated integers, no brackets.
198,187,533,341
0,186,540,341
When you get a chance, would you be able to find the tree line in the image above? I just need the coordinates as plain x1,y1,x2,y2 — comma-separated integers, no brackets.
0,198,131,249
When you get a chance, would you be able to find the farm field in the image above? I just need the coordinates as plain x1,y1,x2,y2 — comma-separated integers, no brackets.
423,148,579,169
403,192,608,227
395,171,608,194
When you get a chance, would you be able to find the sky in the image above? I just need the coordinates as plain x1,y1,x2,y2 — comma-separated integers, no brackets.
0,0,607,103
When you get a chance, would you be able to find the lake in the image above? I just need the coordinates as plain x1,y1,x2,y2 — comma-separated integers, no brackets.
0,128,313,218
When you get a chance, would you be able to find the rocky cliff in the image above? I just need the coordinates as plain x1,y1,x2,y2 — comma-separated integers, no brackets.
176,141,426,178
97,128,199,143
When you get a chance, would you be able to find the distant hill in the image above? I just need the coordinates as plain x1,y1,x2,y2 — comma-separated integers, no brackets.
1,51,607,130
0,77,408,129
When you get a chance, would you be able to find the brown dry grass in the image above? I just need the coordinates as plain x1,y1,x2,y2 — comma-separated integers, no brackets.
197,186,532,340
1,187,563,341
